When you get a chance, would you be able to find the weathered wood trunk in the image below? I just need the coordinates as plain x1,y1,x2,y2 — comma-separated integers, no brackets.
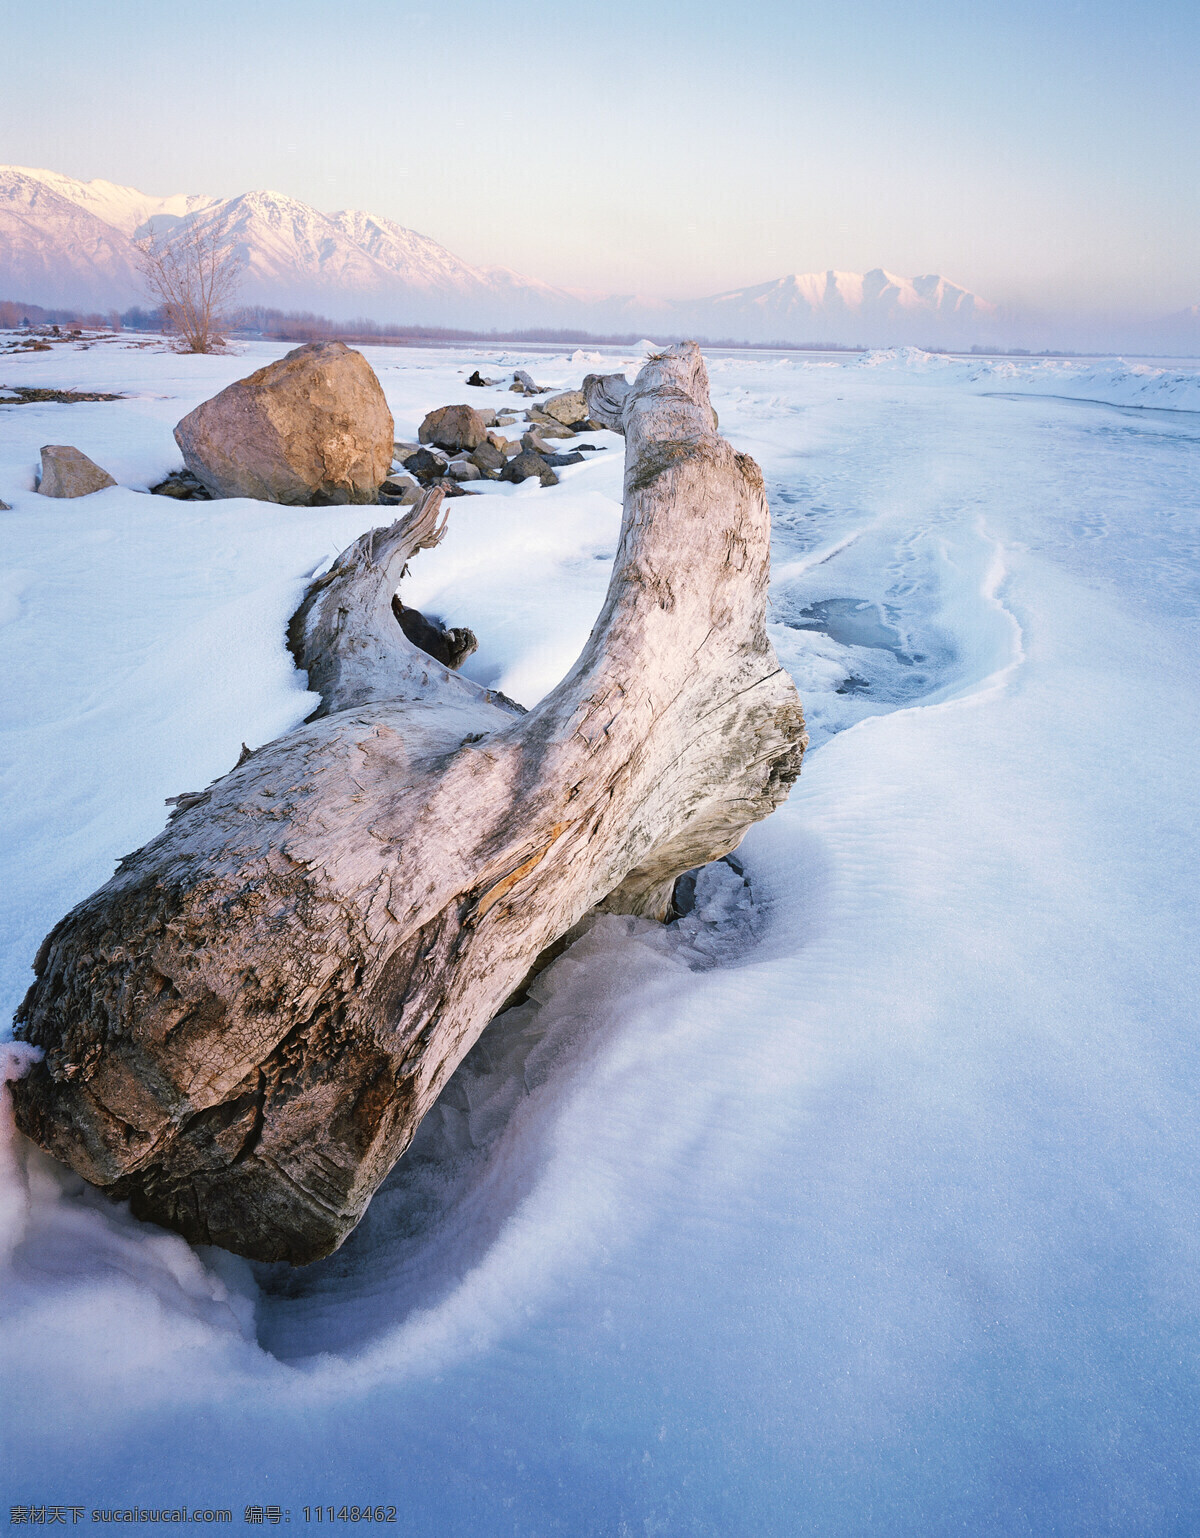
12,343,806,1264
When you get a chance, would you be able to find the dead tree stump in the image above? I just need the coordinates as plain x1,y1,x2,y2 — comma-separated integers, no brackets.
12,343,807,1264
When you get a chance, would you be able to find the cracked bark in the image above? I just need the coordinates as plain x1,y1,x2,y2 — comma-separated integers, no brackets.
11,343,807,1264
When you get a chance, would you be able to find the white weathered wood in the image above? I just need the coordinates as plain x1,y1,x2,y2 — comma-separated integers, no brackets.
287,488,501,718
13,343,807,1264
581,371,630,432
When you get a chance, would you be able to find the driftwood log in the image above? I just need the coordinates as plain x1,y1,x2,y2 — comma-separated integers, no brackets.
12,343,807,1264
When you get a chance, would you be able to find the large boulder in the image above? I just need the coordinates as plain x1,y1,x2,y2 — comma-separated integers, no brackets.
174,342,393,505
37,445,116,498
419,404,489,453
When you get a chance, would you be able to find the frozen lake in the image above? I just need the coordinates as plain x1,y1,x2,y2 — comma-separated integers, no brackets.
2,337,1199,1534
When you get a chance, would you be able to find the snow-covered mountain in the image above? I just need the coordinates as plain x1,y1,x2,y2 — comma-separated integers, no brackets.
0,166,580,327
670,269,998,345
0,167,147,310
1,164,1013,343
13,166,220,238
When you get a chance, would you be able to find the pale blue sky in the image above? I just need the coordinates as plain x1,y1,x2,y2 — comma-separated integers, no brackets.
5,0,1198,314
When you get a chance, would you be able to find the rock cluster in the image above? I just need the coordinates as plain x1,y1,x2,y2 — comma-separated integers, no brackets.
390,445,475,499
165,348,623,513
19,353,625,519
398,369,622,494
174,341,393,505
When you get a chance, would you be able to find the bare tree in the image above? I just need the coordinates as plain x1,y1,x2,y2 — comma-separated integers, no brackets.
137,213,244,353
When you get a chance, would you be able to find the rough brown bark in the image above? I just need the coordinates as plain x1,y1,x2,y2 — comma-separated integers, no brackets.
12,343,807,1264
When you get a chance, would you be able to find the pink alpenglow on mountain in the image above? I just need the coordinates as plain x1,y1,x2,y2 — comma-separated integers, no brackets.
1,164,1005,342
669,269,998,345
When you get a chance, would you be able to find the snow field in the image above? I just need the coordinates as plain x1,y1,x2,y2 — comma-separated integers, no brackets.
1,336,1199,1534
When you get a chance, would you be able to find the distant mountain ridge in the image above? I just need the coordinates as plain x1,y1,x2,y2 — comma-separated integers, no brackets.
0,163,1022,344
666,269,997,344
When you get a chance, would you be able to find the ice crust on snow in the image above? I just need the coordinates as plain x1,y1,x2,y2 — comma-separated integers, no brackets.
2,336,1200,1533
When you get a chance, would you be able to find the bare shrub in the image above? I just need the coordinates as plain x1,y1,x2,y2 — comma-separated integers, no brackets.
137,214,244,354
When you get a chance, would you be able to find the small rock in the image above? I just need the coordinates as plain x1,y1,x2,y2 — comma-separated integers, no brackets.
393,440,422,461
470,440,505,475
521,430,555,456
38,445,117,499
539,451,585,469
501,451,559,488
524,411,576,437
150,468,211,500
448,459,481,482
381,473,419,494
539,389,589,426
379,473,423,505
0,496,10,510
419,404,489,453
400,447,449,483
495,413,518,426
509,369,546,395
379,485,423,507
